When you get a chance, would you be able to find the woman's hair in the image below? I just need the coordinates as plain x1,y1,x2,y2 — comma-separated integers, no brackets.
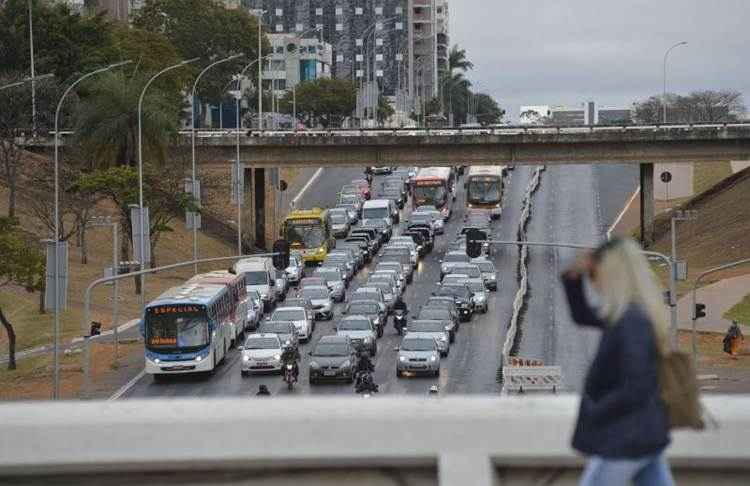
594,238,669,353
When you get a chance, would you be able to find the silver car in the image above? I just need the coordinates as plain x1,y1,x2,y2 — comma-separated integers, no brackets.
284,253,305,286
240,334,283,375
336,315,377,356
313,266,346,302
246,290,263,330
270,306,315,341
473,258,498,291
396,335,441,377
441,275,488,313
406,320,450,356
440,251,471,278
301,285,334,320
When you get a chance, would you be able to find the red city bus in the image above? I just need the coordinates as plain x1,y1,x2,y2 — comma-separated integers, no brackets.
411,167,455,219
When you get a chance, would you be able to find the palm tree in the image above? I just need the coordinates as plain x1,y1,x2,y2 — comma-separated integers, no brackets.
442,45,474,125
73,72,182,169
448,45,474,74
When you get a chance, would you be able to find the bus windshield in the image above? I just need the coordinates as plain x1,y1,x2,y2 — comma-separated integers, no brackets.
145,306,210,353
467,178,501,204
413,184,447,208
362,206,390,220
285,220,326,249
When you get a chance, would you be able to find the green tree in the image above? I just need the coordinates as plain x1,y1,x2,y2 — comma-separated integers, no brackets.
0,217,44,370
0,0,113,81
73,71,181,169
279,79,356,128
134,0,268,106
474,93,505,126
448,45,474,73
377,94,395,124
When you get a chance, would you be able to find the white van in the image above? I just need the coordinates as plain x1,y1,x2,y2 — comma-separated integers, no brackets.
362,199,396,226
234,257,277,312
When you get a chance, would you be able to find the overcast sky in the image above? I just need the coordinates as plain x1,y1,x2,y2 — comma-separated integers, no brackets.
450,0,749,122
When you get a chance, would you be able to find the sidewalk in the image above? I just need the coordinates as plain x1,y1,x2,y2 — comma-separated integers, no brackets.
0,318,141,365
731,161,750,173
677,274,750,333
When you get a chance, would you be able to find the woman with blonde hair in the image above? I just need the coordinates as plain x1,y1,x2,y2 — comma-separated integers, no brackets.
562,237,673,486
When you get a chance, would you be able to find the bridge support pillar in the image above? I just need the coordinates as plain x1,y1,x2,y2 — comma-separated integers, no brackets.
439,454,498,486
640,163,655,247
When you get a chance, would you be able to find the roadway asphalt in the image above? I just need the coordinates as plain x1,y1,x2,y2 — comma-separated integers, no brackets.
123,164,637,398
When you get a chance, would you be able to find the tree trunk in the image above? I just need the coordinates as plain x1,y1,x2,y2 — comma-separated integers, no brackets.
0,307,17,370
79,224,88,265
39,285,45,314
7,179,16,218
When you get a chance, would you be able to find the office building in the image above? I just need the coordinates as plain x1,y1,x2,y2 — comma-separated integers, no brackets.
550,105,586,125
265,33,333,95
597,106,632,124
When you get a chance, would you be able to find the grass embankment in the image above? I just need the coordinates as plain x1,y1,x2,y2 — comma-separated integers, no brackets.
725,294,750,326
649,164,750,296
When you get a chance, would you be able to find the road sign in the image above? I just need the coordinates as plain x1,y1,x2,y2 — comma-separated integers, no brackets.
279,180,288,192
660,171,672,183
44,240,68,312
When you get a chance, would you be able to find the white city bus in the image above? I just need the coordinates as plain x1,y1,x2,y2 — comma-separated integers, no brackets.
465,166,506,219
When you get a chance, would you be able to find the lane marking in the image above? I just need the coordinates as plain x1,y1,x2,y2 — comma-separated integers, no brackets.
291,168,324,208
108,369,146,401
607,186,640,240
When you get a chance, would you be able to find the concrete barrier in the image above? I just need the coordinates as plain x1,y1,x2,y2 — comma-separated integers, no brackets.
0,396,748,485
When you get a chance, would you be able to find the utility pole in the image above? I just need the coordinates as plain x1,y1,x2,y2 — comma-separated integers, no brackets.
28,0,37,135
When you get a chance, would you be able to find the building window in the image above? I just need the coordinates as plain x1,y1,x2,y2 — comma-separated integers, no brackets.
336,54,344,62
375,22,383,30
355,7,363,15
316,23,323,31
356,69,363,78
395,6,403,14
376,38,383,46
275,8,283,16
275,46,284,54
335,6,343,15
316,7,323,15
356,38,363,46
295,23,304,32
375,6,383,15
395,22,403,30
395,53,403,61
275,24,283,32
336,23,343,31
375,54,383,61
376,69,383,77
355,54,363,62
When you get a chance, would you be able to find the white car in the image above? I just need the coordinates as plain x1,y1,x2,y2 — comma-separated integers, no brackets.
240,334,283,375
270,306,314,341
246,290,263,330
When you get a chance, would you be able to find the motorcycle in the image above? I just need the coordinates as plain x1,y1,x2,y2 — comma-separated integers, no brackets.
355,370,379,394
393,309,408,335
283,363,297,390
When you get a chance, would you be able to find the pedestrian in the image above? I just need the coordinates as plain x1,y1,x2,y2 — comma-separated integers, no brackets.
723,320,744,358
561,238,674,486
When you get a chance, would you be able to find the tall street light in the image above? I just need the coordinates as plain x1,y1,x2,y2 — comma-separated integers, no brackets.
27,0,37,134
137,58,199,307
52,60,131,400
663,41,687,124
190,53,245,273
253,10,267,130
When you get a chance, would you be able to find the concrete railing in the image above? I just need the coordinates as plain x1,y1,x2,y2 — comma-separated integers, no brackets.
1,396,748,485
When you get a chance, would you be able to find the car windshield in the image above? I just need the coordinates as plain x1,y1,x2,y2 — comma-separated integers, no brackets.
316,270,340,281
353,291,379,301
444,253,470,263
401,338,436,352
313,343,349,356
330,213,348,224
302,287,329,299
339,319,371,331
271,309,305,321
409,322,445,332
475,261,495,272
419,308,449,320
441,286,469,298
145,307,209,352
467,281,485,292
348,302,378,314
416,205,437,212
362,206,390,219
244,337,280,349
451,266,481,278
339,194,359,205
409,213,433,225
260,322,293,334
244,271,269,285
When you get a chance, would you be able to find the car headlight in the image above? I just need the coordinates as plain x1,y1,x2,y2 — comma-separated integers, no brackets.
153,358,160,364
317,247,326,254
399,356,407,362
341,360,351,369
364,336,372,343
430,355,438,362
242,355,250,362
444,325,451,331
195,356,203,362
310,361,320,369
273,354,281,361
439,336,447,342
285,340,291,346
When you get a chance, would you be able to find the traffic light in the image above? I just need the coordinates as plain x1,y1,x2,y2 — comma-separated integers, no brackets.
272,239,290,271
694,303,707,320
465,228,484,258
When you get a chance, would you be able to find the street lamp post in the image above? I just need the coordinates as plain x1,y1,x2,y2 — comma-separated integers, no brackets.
0,73,54,92
137,58,198,308
52,60,131,400
27,0,37,134
254,10,267,130
662,41,687,124
190,53,245,274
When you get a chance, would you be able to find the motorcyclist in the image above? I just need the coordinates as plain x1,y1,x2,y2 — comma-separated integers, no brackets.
393,297,409,314
393,298,408,334
355,348,375,375
280,345,301,381
256,385,271,396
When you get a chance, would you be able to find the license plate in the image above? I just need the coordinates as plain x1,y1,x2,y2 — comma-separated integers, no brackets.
410,364,425,369
323,371,337,377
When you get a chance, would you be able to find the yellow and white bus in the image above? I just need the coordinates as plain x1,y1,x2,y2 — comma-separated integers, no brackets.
282,208,335,265
465,166,506,219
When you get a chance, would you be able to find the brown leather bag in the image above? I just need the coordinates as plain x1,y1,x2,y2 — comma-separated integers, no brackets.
657,350,705,430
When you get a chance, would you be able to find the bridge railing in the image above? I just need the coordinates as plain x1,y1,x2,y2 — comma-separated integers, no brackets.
1,395,748,485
